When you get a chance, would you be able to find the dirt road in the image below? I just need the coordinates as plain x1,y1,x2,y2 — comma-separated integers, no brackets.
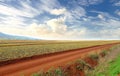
0,43,118,76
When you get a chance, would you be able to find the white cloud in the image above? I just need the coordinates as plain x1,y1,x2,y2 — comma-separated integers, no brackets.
0,0,44,34
115,10,120,16
97,14,105,20
83,18,88,21
27,23,51,36
88,0,103,4
47,17,67,33
71,7,86,18
0,26,26,36
0,16,25,27
24,17,87,40
74,0,103,6
0,16,27,36
90,28,120,39
0,0,63,18
0,3,39,18
114,1,120,6
92,19,120,28
62,6,86,23
86,18,120,39
38,0,61,14
50,8,66,15
100,28,120,39
90,10,119,20
20,1,41,17
27,18,67,39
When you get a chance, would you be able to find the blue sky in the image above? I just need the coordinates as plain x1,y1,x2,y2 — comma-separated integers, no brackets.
0,0,120,40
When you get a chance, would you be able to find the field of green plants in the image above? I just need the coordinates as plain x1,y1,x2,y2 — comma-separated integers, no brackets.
0,40,119,62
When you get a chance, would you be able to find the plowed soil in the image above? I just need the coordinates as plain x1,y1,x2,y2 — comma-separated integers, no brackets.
0,43,119,76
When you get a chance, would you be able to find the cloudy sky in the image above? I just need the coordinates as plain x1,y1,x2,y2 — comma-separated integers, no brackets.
0,0,120,40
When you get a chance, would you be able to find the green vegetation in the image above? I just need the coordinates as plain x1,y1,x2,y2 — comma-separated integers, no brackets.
89,54,99,60
0,40,119,62
108,55,120,76
94,55,120,76
75,59,87,70
100,50,108,57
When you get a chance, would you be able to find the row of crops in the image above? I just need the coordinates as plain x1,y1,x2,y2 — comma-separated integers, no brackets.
0,40,120,62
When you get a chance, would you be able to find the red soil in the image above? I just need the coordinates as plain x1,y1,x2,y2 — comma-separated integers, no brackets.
0,43,119,76
84,57,98,67
61,63,85,76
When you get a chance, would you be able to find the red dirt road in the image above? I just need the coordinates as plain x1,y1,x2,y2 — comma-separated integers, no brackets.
0,43,119,76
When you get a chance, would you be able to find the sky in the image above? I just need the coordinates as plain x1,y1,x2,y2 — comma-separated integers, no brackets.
0,0,120,40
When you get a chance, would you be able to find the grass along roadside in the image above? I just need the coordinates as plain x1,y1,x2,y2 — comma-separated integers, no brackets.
108,55,120,76
85,44,120,76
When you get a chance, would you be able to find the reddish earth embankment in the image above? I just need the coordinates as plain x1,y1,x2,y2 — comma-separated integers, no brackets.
0,43,119,76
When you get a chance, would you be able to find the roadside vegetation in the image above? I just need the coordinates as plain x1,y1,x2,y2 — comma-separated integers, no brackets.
85,44,120,76
108,55,120,76
0,40,119,62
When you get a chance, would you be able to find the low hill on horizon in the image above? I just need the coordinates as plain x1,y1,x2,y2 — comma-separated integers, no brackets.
0,32,39,40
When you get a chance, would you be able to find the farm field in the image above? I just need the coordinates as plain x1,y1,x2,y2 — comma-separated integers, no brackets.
0,40,119,75
0,40,120,62
0,41,119,76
